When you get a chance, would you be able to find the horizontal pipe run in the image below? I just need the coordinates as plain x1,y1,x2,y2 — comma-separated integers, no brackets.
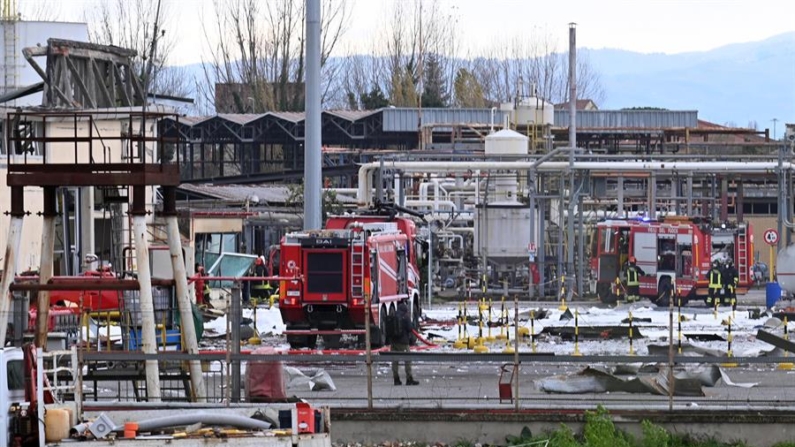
358,160,795,204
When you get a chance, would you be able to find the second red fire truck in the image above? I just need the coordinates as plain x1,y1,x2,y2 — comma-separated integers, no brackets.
594,216,753,306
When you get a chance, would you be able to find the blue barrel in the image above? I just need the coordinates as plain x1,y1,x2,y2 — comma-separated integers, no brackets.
767,282,782,308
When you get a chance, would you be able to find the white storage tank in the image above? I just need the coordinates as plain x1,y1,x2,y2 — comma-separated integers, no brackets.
485,129,528,155
514,96,554,127
777,244,795,295
475,206,540,261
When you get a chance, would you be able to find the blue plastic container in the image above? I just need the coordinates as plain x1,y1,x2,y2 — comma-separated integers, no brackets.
766,282,782,309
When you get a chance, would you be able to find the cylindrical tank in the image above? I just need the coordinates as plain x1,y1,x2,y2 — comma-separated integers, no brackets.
485,129,529,155
514,97,554,126
777,244,795,295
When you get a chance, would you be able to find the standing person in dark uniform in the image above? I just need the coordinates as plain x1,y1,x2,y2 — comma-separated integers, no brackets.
707,261,723,306
251,256,272,301
624,257,645,303
390,303,419,386
722,260,739,305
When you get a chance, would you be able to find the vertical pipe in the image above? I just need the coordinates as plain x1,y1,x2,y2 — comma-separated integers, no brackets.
365,291,372,409
231,286,241,402
577,193,585,297
538,195,546,298
617,176,624,218
528,171,536,299
567,23,577,296
303,0,322,230
778,144,786,253
557,177,564,286
133,215,161,401
668,292,674,411
0,217,23,345
166,215,206,401
513,295,519,411
35,216,55,348
686,174,693,217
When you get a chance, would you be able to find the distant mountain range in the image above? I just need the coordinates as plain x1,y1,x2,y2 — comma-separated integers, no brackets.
173,32,795,131
588,32,795,130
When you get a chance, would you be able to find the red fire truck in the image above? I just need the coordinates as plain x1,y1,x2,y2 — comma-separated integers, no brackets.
278,214,422,349
595,217,753,306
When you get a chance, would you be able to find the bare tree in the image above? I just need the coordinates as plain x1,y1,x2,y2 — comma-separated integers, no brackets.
201,0,349,113
84,0,192,99
18,0,61,21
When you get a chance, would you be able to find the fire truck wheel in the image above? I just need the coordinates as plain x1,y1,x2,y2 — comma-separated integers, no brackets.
654,276,673,308
596,283,618,305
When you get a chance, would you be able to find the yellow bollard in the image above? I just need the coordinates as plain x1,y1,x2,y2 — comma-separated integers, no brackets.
530,310,537,353
473,318,489,353
779,316,794,370
558,275,568,311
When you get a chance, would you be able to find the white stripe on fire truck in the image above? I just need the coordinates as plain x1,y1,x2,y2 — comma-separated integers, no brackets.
379,258,399,280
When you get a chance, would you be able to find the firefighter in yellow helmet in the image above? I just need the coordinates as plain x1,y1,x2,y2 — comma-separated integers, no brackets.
251,256,272,301
707,261,723,306
625,257,645,303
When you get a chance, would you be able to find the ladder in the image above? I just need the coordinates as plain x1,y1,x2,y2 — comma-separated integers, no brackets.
350,231,366,299
2,18,17,99
736,225,749,284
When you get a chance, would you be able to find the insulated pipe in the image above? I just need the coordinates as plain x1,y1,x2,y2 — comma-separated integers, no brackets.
356,161,795,204
404,199,458,213
0,217,23,345
166,216,206,402
112,413,272,432
133,215,161,401
35,215,55,348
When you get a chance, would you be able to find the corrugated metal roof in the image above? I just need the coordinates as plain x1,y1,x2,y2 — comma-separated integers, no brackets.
216,113,266,125
324,109,381,121
267,111,305,123
554,110,698,128
178,183,356,204
381,108,511,132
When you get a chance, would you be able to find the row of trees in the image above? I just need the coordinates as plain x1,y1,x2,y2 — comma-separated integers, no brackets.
81,0,604,113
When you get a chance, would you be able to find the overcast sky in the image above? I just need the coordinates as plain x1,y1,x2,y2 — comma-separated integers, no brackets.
28,0,795,66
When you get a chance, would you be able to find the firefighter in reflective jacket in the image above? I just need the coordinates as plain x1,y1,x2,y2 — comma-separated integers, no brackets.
707,261,723,305
625,257,645,302
722,260,739,305
251,256,272,301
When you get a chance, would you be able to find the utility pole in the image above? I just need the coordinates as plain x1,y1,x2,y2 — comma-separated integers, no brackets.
566,23,578,297
304,0,322,230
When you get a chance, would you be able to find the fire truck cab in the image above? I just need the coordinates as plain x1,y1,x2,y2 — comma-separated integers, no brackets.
279,216,421,349
595,217,753,306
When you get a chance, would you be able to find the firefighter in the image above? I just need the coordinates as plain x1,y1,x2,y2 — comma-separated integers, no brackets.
390,303,419,386
195,263,211,306
624,257,645,303
251,256,272,301
707,261,723,306
722,260,739,305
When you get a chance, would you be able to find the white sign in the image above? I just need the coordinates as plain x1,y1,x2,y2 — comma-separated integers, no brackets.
764,228,779,246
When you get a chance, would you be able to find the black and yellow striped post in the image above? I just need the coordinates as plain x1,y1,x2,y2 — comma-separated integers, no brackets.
453,302,466,349
677,295,683,355
628,310,634,356
530,310,537,353
573,308,582,356
558,275,568,311
779,316,794,370
722,315,738,368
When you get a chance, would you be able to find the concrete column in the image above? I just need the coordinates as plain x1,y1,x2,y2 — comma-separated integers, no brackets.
0,218,24,345
649,172,657,220
617,176,624,218
166,215,206,401
80,187,95,271
736,179,744,222
133,213,161,401
35,188,57,348
720,177,729,222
